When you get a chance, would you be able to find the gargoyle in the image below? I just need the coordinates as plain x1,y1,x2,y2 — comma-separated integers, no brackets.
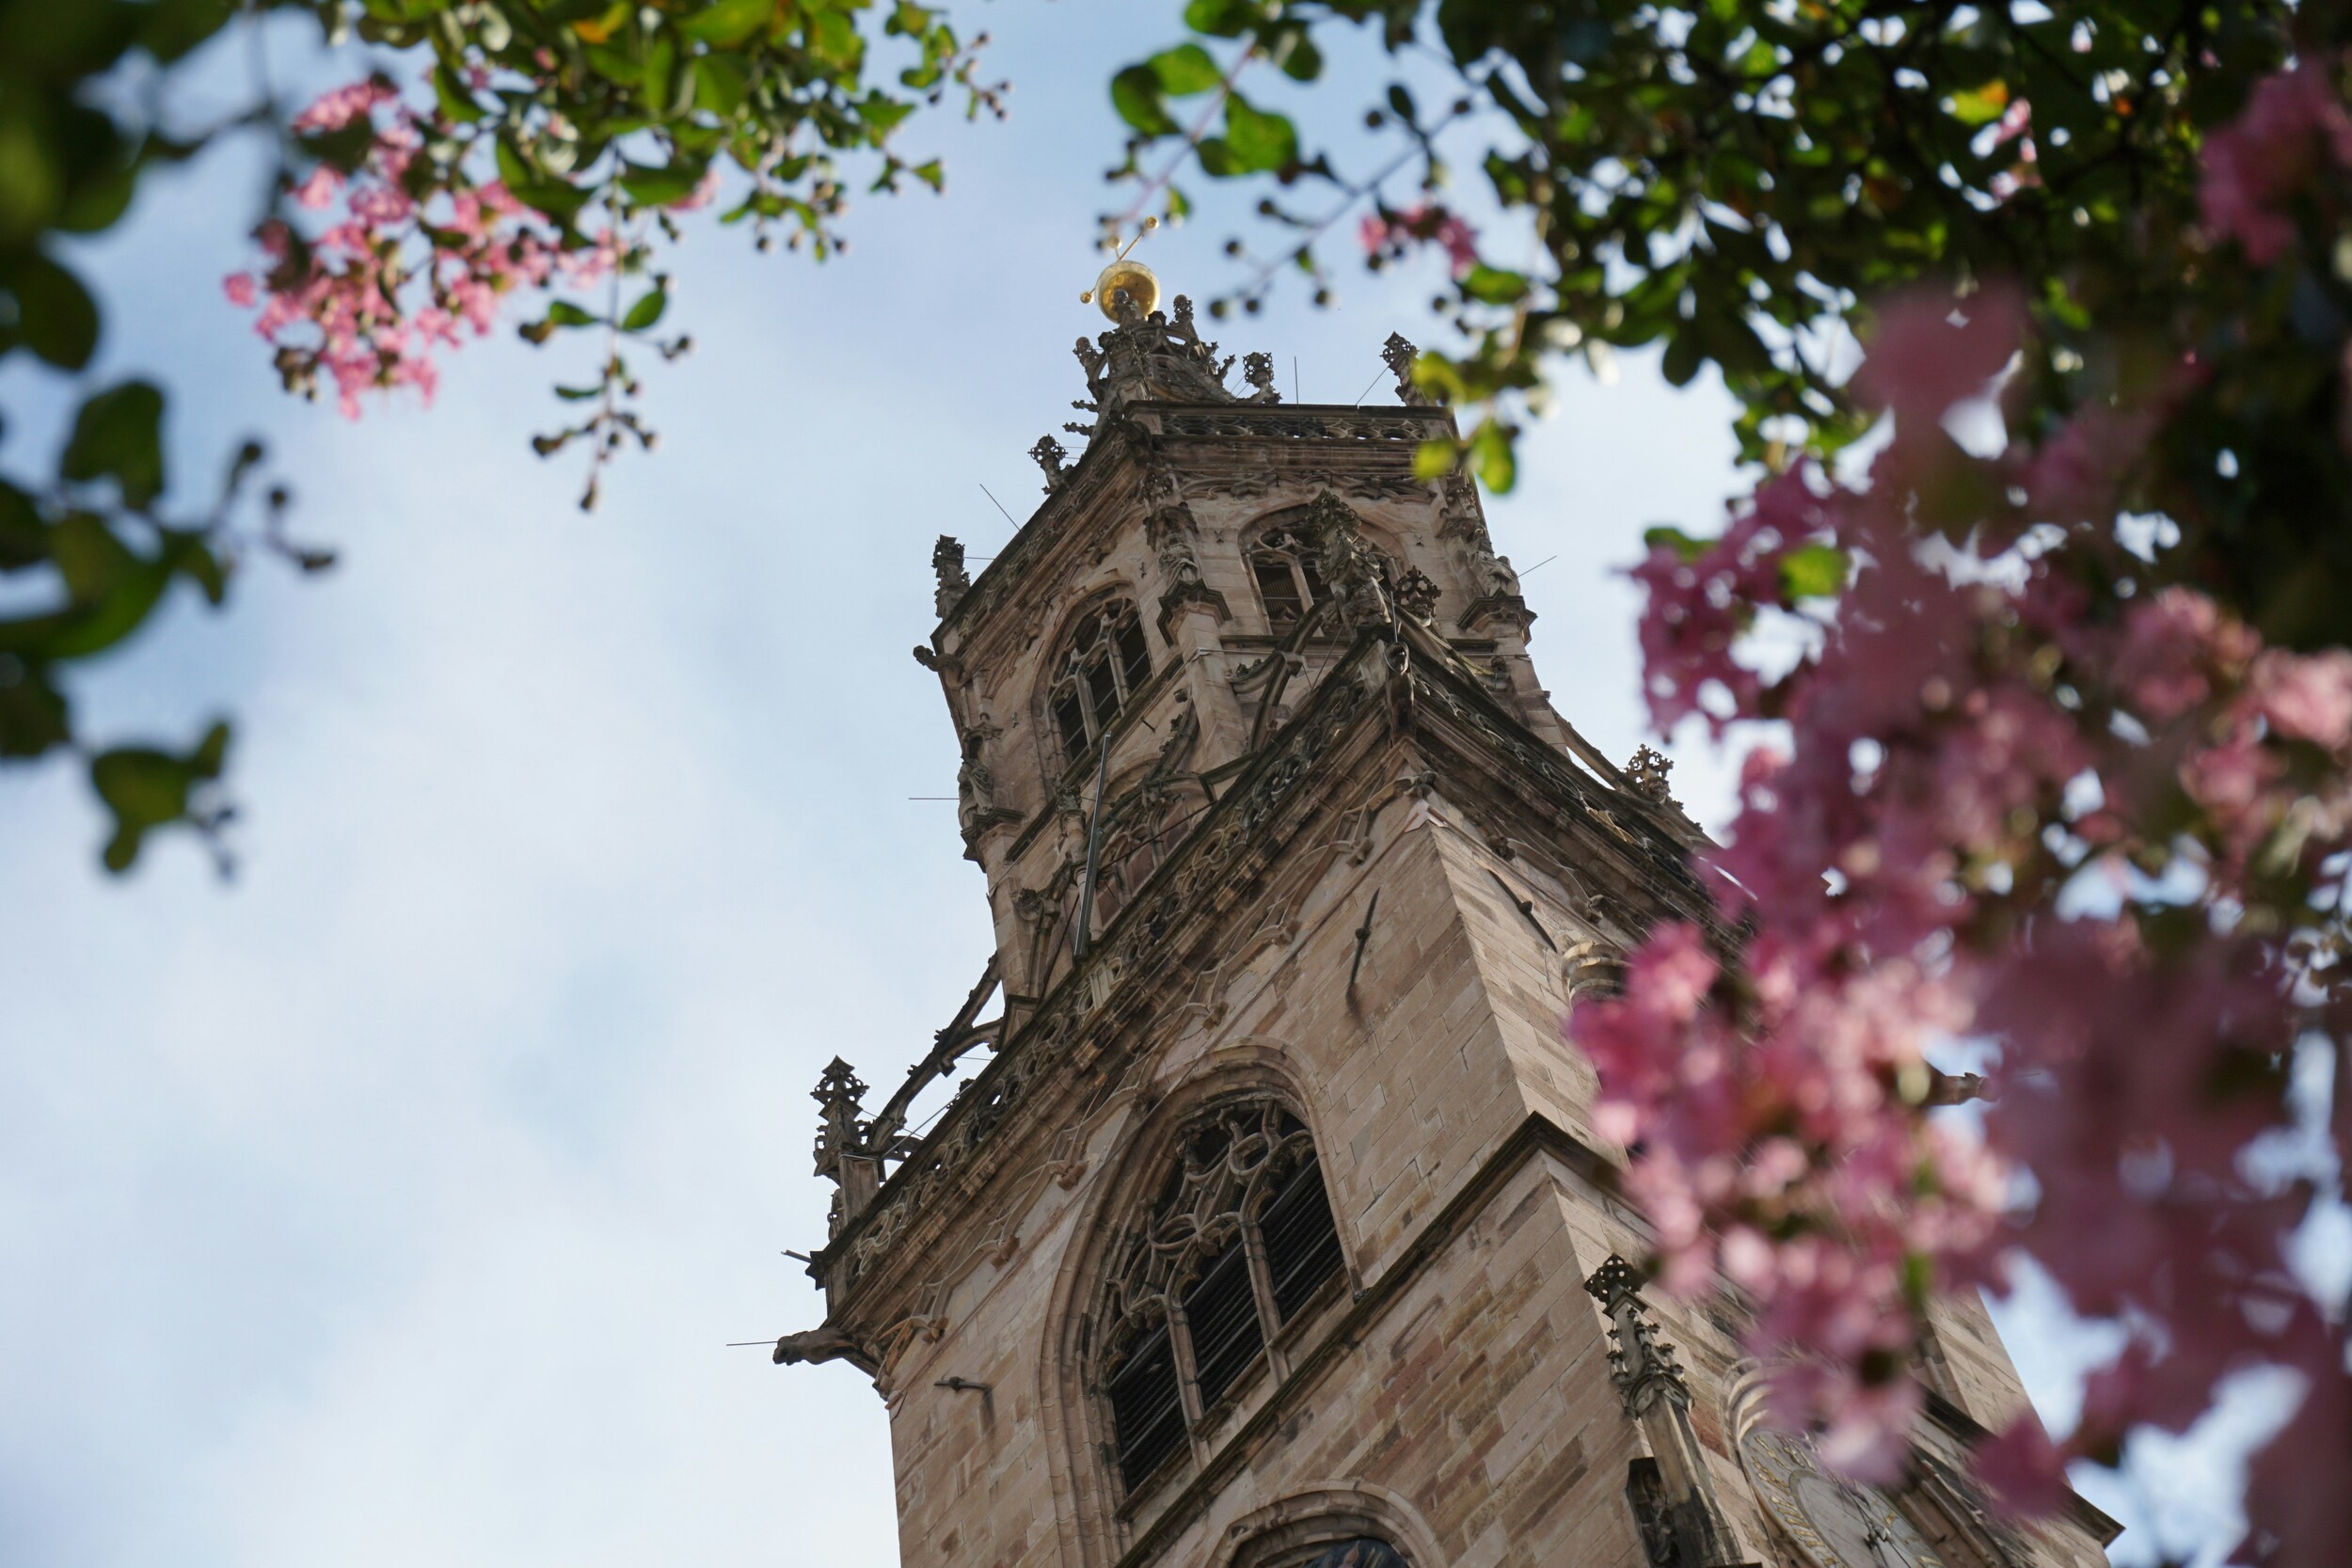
771,1321,874,1371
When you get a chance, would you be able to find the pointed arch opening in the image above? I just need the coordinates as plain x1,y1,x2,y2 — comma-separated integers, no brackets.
1242,507,1403,637
1089,1096,1349,1500
1046,594,1155,768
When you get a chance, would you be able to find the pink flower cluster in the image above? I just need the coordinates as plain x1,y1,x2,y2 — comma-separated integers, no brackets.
1579,67,2352,1561
225,79,612,417
2200,58,2352,264
1358,202,1480,278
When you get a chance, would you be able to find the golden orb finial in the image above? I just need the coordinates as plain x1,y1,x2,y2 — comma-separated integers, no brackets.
1079,215,1162,320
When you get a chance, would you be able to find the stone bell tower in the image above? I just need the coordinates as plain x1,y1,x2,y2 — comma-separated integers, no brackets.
772,274,2122,1568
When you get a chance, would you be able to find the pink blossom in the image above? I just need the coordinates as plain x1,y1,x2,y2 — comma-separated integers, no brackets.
222,274,257,308
291,79,398,134
1850,285,2025,426
2249,648,2352,748
1990,96,2034,147
229,78,605,419
1974,1419,2072,1518
2199,58,2352,265
1597,135,2352,1518
292,166,342,210
1359,203,1481,278
671,168,722,212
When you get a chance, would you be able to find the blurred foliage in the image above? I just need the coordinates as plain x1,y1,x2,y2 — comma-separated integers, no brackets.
1,0,989,871
1112,1,2352,644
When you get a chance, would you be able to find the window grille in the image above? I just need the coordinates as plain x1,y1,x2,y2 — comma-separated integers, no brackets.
1291,1543,1408,1568
1049,599,1153,766
1095,1101,1346,1496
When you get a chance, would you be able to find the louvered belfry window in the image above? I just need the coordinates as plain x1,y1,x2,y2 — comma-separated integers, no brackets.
1248,527,1330,632
1095,1101,1346,1496
1049,598,1154,767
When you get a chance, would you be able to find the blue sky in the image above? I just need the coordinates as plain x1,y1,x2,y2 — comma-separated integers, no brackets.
0,5,2258,1565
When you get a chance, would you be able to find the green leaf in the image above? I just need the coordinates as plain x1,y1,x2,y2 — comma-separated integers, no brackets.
1469,420,1517,493
693,52,750,115
620,161,700,207
190,719,230,778
0,664,70,758
135,0,239,63
1182,0,1254,38
1642,524,1712,562
60,381,165,507
7,252,100,370
511,177,590,223
677,0,772,46
0,480,43,570
1111,65,1178,137
1275,32,1323,82
1460,263,1528,306
0,96,66,243
432,61,485,123
1778,544,1850,600
1948,80,2010,125
1412,437,1458,482
545,300,600,327
621,287,668,331
1661,328,1703,388
90,746,189,871
1220,96,1296,172
808,9,859,70
1147,42,1221,97
495,135,533,192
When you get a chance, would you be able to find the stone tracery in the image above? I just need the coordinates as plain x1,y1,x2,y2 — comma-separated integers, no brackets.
1092,1098,1345,1496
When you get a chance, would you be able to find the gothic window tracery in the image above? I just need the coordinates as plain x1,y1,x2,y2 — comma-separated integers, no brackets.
1246,517,1401,635
1093,1099,1347,1497
1090,778,1202,929
1048,597,1154,766
1248,526,1331,632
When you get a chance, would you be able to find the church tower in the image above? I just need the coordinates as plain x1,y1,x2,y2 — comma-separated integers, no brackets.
774,272,2122,1568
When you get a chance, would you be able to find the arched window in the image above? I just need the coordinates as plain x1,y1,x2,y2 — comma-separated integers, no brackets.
1248,526,1330,632
1095,1101,1346,1496
1049,598,1154,766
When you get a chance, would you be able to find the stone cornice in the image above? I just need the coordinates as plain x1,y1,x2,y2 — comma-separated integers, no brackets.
930,402,1460,655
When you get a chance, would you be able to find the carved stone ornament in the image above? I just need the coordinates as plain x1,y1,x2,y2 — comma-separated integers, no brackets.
1029,435,1070,492
1241,351,1280,404
1074,293,1243,413
1626,743,1677,804
1585,1255,1761,1568
932,534,971,619
1381,331,1433,405
1394,566,1441,625
1583,1255,1692,1418
1302,491,1394,630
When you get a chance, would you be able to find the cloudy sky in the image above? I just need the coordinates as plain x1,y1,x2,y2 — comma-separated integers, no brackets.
0,7,2264,1566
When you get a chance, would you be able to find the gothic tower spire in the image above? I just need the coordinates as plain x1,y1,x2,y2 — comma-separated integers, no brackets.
773,286,2119,1568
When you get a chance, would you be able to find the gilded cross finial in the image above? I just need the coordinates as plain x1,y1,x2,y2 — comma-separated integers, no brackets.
1081,215,1162,322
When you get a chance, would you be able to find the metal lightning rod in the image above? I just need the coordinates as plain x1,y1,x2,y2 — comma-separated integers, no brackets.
1072,733,1113,959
